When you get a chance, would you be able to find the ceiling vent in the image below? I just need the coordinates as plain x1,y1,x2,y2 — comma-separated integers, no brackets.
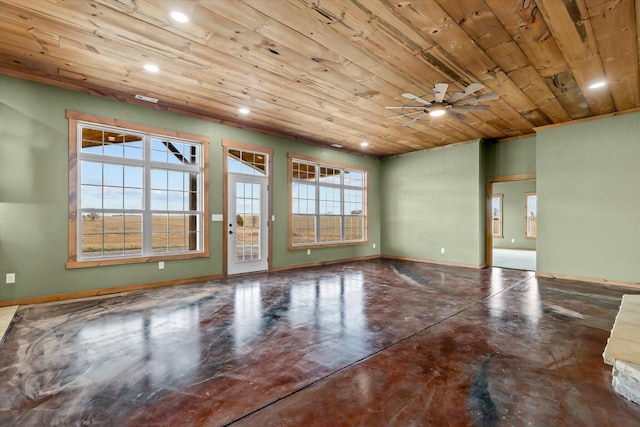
134,94,159,103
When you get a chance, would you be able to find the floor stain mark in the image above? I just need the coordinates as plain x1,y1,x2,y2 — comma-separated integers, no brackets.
468,356,499,427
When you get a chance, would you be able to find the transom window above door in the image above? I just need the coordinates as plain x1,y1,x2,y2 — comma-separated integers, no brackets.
227,148,267,176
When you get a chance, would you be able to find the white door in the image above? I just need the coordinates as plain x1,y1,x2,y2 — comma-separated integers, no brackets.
227,173,268,274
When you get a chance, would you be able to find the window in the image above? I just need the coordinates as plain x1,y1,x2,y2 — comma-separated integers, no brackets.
491,195,503,238
289,154,367,248
227,148,266,176
67,111,209,268
525,192,537,238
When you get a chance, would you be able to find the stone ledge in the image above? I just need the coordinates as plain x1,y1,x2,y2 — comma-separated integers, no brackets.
0,305,18,350
613,360,640,405
603,294,640,366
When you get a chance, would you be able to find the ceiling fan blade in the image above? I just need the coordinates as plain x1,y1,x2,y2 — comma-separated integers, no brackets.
449,111,467,121
433,83,448,103
402,113,427,126
475,92,499,102
452,93,499,106
389,111,423,119
451,105,491,112
385,106,426,109
447,83,485,102
401,93,432,106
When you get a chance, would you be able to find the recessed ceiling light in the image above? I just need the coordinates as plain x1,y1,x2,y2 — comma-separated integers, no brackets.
360,141,369,147
429,108,446,117
170,11,189,23
239,107,250,115
588,81,607,89
143,63,159,73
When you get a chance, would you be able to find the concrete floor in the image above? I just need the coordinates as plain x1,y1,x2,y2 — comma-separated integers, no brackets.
492,248,536,271
0,259,639,426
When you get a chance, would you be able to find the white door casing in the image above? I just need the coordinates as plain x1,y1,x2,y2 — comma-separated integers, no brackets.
227,173,268,274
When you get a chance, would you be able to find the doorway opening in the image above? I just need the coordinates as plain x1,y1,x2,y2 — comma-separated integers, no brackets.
223,142,273,275
486,175,536,271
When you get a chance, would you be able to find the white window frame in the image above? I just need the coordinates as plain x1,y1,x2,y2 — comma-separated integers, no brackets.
67,111,209,268
491,194,503,238
525,192,537,239
289,154,367,249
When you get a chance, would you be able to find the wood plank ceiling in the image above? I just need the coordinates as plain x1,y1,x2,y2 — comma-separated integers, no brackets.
0,0,638,158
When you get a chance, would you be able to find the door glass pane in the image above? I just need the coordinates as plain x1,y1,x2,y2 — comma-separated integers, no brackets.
236,182,261,262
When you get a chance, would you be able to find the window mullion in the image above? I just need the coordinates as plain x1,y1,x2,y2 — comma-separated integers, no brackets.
340,174,345,241
315,175,320,244
143,135,153,255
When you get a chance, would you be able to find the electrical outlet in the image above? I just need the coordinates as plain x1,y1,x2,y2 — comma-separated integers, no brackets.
307,249,311,255
511,239,515,243
373,243,376,249
158,261,165,270
440,248,445,254
6,273,15,284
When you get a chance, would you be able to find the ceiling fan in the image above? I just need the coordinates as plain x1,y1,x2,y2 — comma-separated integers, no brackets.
386,83,499,126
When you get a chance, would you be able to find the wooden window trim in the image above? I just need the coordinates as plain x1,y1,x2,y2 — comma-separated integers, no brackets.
66,110,209,269
288,153,368,250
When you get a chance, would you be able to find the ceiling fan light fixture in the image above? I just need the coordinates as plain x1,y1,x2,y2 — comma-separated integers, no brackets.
388,83,497,125
429,108,446,117
588,80,607,89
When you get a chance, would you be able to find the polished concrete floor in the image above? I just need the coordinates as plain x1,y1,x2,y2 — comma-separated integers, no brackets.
1,259,639,426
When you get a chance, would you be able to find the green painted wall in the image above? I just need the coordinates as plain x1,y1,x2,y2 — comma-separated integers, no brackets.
380,140,485,266
0,75,380,301
492,180,536,250
477,141,487,264
486,136,536,178
537,112,640,283
3,74,637,301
